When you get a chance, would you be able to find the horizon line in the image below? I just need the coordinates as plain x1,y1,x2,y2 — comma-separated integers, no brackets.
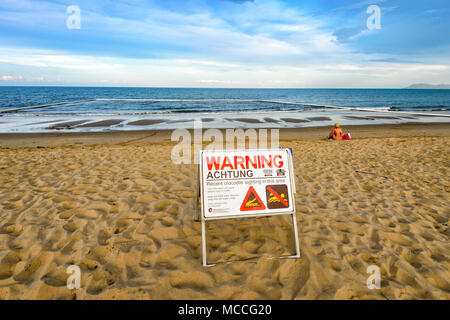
1,85,448,90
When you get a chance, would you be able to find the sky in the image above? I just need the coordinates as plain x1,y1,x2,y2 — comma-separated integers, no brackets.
0,0,449,88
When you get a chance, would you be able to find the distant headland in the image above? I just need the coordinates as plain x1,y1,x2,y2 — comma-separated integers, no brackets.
405,83,450,89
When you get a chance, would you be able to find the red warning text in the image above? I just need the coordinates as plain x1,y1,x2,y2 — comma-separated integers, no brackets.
206,155,284,171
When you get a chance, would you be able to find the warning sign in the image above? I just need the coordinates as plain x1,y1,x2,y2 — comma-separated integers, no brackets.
240,186,266,211
199,148,295,220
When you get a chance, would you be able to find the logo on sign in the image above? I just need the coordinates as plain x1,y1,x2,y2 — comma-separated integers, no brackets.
266,185,289,209
240,186,266,211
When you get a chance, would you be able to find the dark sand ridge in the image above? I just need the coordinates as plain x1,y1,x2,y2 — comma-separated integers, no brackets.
77,120,125,128
41,117,310,131
33,115,417,131
39,117,325,131
226,118,265,124
33,116,361,131
264,118,281,123
281,118,310,123
47,120,89,130
128,120,167,126
307,117,331,121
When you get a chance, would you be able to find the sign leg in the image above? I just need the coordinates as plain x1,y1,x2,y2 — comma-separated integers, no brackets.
290,213,301,258
201,218,217,267
202,218,207,266
195,166,200,222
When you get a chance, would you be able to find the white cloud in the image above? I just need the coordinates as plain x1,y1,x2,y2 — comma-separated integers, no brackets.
0,47,124,70
1,75,23,81
196,79,242,84
0,0,343,61
0,46,448,88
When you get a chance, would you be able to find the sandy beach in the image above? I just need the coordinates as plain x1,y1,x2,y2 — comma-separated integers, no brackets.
0,123,449,300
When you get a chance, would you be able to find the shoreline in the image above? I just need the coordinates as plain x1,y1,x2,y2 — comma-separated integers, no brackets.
1,122,449,149
1,106,449,134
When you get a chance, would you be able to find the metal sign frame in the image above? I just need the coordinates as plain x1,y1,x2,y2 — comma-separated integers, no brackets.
198,148,300,267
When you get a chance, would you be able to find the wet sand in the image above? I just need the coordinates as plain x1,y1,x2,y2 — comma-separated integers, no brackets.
0,123,448,300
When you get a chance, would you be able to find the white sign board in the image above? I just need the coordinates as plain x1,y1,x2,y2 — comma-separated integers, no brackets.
199,148,295,220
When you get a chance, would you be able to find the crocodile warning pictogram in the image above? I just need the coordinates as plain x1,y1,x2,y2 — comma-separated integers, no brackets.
240,186,266,211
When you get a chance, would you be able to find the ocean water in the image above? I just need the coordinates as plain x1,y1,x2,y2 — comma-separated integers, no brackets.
0,87,449,132
1,87,450,114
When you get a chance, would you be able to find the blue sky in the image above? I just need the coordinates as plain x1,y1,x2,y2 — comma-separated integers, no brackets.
0,0,449,87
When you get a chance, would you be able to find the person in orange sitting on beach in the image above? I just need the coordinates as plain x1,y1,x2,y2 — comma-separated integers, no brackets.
328,123,343,140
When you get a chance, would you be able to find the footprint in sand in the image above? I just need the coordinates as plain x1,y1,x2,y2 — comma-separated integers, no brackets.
87,269,116,294
13,252,53,283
